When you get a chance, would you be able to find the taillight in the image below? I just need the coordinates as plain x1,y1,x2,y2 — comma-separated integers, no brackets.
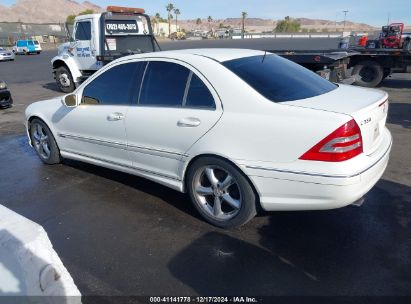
299,119,363,162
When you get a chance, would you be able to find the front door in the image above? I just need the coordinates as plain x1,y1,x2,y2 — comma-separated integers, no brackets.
73,19,96,71
57,62,139,167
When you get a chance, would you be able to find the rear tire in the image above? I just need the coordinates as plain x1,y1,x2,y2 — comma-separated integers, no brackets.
187,156,257,228
352,60,384,87
55,66,75,93
30,118,61,165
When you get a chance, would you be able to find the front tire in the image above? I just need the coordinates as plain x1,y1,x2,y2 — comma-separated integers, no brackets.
30,119,61,165
187,156,257,228
55,66,75,93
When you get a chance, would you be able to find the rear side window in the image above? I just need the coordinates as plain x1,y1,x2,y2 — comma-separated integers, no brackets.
185,73,215,109
28,41,34,45
17,41,25,47
139,61,190,107
223,54,337,102
82,62,140,105
75,21,92,41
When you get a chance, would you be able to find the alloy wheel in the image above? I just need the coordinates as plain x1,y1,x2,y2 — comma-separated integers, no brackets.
193,165,242,220
32,123,51,159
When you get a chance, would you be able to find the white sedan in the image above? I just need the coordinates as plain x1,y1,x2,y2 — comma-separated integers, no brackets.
25,49,392,228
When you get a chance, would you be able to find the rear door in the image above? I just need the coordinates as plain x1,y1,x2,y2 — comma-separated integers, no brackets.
125,59,222,180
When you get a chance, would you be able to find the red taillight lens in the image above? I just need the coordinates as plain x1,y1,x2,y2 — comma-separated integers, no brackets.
299,119,363,162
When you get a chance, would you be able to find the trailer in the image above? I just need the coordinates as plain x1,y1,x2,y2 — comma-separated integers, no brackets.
269,48,411,87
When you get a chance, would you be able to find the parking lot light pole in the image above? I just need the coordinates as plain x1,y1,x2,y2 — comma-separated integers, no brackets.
343,10,349,32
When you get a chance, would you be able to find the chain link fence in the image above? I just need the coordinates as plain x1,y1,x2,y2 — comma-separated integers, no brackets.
0,22,70,47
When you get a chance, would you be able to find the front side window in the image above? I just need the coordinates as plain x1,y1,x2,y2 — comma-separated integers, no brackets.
139,61,190,107
82,62,139,105
223,54,337,103
75,21,91,41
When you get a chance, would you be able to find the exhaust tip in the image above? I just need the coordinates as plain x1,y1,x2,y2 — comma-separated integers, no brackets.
351,197,365,207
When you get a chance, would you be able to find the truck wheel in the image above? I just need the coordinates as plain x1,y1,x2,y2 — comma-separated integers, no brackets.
55,66,75,93
352,60,384,87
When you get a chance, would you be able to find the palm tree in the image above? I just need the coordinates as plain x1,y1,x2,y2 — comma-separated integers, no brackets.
241,11,247,39
174,8,181,31
155,13,161,35
166,3,175,37
207,16,213,31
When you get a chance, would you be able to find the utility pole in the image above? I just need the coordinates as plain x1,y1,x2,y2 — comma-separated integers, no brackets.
342,10,349,32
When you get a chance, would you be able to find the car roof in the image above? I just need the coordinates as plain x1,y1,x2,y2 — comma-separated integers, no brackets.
134,48,266,63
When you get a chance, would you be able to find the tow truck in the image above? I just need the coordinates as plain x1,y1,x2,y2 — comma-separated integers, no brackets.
52,6,160,92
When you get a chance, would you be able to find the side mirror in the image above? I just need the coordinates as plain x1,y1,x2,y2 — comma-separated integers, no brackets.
62,94,77,107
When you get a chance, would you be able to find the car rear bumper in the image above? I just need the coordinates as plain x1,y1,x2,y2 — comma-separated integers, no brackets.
244,128,392,211
0,89,13,107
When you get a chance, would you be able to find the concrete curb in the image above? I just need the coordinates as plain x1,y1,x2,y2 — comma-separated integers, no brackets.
0,204,81,301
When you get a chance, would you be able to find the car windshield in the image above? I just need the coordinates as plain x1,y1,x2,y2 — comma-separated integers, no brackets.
223,54,337,102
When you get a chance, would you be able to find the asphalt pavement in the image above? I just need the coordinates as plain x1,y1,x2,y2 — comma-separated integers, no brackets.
0,42,410,300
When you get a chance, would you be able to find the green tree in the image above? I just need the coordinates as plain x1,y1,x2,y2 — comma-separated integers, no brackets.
301,28,308,33
166,3,175,37
275,16,301,32
174,8,181,31
309,28,317,32
66,15,76,24
66,9,94,24
196,18,202,26
241,11,247,38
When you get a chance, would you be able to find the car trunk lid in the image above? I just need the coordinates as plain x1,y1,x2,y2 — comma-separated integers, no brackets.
284,84,389,155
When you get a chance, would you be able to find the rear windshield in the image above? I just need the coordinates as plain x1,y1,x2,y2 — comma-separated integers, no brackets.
223,54,337,102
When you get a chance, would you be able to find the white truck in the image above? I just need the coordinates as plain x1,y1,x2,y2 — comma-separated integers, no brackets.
52,6,159,93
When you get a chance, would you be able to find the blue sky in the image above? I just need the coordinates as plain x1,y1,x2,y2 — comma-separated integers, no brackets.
1,0,411,26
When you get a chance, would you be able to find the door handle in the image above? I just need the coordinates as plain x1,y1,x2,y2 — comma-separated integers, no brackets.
177,117,201,127
107,112,124,121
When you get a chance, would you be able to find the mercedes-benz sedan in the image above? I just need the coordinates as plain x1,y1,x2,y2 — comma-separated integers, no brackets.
25,49,392,227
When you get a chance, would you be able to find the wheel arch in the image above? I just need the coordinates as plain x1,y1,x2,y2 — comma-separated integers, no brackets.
181,153,262,210
51,57,82,83
27,115,59,147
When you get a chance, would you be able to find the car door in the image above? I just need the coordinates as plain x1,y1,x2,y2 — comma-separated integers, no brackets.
73,20,96,70
57,62,139,167
125,59,223,180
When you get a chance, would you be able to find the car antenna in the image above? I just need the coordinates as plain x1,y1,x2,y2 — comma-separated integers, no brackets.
262,50,267,63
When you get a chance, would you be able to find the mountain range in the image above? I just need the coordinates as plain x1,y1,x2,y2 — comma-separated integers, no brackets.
0,0,377,32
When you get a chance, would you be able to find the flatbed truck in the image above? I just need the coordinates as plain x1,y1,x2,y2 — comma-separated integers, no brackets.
270,47,411,87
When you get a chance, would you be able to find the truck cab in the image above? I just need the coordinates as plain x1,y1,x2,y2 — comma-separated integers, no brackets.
52,6,158,93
